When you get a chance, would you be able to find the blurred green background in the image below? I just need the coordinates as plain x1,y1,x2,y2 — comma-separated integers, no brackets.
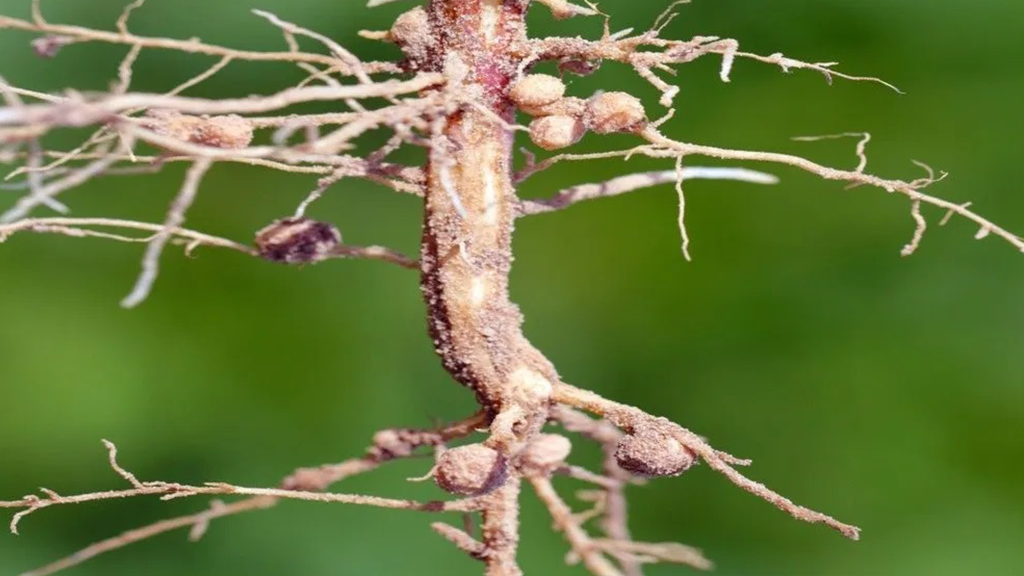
1,0,1022,575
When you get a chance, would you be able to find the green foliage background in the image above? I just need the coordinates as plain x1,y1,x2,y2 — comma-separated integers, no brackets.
1,1,1022,575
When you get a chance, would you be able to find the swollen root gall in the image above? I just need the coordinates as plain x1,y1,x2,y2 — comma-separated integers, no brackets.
586,92,647,134
143,110,254,149
191,115,254,149
434,444,508,496
615,429,696,477
389,7,433,69
529,115,586,150
254,218,341,264
509,74,566,114
520,434,572,474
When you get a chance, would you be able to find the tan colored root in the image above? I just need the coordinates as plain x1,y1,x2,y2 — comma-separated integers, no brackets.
3,1,1020,576
3,412,488,576
552,382,861,540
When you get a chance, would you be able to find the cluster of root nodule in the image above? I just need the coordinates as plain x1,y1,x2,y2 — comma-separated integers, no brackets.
511,73,647,150
434,422,692,500
141,110,255,150
435,424,688,499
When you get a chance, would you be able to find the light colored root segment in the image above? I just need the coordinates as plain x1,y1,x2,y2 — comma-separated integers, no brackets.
0,217,419,274
674,156,691,260
1,439,480,537
524,2,901,110
1,2,437,311
479,478,524,576
0,9,400,75
120,158,211,308
529,475,627,576
517,167,778,216
0,218,251,253
3,413,489,576
639,128,1022,256
528,475,713,576
432,521,487,558
0,75,443,126
19,497,275,576
534,0,600,19
551,382,861,540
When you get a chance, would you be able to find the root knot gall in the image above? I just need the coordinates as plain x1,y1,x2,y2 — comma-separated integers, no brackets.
529,115,586,150
615,429,695,477
254,218,341,264
520,434,572,474
389,7,433,69
510,74,566,114
435,444,508,496
586,92,647,134
143,110,253,149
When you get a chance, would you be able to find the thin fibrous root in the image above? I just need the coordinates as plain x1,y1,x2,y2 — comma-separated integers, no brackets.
1,438,481,536
525,20,901,108
517,167,778,216
121,158,211,308
18,497,276,576
432,522,487,559
4,413,489,574
0,217,419,271
529,475,624,576
0,74,444,128
640,127,1023,255
0,11,400,75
